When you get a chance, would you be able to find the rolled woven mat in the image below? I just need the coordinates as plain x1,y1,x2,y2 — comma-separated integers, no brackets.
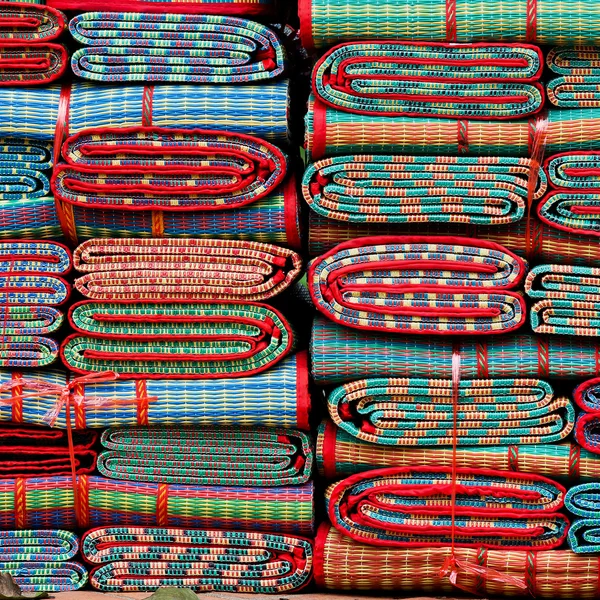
547,47,600,107
311,315,600,385
303,155,545,225
0,561,88,592
315,523,600,597
62,300,294,378
299,0,600,51
97,426,313,486
73,238,302,302
70,13,285,84
317,420,600,481
326,467,568,549
0,530,78,561
313,42,544,119
0,476,314,534
82,527,313,593
0,44,67,86
306,102,600,160
0,353,310,430
327,377,574,446
0,2,65,42
308,236,526,335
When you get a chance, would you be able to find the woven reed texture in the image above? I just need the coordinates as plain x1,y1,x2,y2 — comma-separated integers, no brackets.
97,426,313,486
70,13,285,84
326,377,574,446
0,44,66,85
326,467,568,549
313,42,544,118
0,529,78,561
0,560,88,592
0,476,315,534
0,3,65,41
311,315,600,384
0,198,62,240
308,236,526,335
315,523,600,597
0,352,310,430
299,0,600,50
73,238,302,302
0,426,97,478
316,419,600,481
303,155,545,225
547,47,600,107
82,526,312,593
62,300,294,378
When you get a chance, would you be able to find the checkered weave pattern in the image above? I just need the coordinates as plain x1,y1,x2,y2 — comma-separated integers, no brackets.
82,527,312,593
325,467,568,549
97,426,313,486
547,47,600,107
308,236,526,335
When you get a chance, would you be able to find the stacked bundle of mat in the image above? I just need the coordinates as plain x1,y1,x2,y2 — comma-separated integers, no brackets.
573,377,600,455
565,483,600,552
97,427,313,486
69,14,285,84
326,377,574,446
0,475,314,534
326,467,568,548
0,530,87,592
315,523,600,597
82,527,312,593
62,300,294,378
547,47,600,108
303,155,544,226
0,353,310,430
525,264,600,335
308,236,526,335
73,238,302,301
312,42,544,119
0,241,71,368
317,420,600,481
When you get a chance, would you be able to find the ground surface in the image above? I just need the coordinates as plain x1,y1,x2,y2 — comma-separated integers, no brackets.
51,594,478,600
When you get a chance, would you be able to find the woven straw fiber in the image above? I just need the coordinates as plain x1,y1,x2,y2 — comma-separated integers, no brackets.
0,352,310,430
315,523,600,597
0,3,65,41
97,426,313,486
547,47,600,107
308,236,526,335
317,420,600,481
0,44,67,85
82,526,312,593
0,476,314,534
312,42,544,119
326,467,567,549
326,377,574,446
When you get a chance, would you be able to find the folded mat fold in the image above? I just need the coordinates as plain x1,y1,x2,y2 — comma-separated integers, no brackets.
317,420,600,481
308,236,526,335
312,42,544,119
97,426,313,486
0,337,59,368
565,482,600,517
311,315,600,384
69,13,285,84
0,352,310,430
0,476,314,534
73,238,302,301
62,300,294,378
0,2,65,42
574,376,600,411
0,530,78,561
327,377,574,446
0,560,88,592
303,155,544,225
566,519,600,553
326,466,568,549
82,527,313,593
547,47,600,108
574,413,600,454
0,44,67,86
0,240,70,275
315,523,600,597
538,191,600,236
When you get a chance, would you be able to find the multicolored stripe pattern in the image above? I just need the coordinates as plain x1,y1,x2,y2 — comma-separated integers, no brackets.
0,529,78,561
547,47,600,107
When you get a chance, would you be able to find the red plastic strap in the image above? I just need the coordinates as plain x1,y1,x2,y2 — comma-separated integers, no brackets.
476,342,489,378
10,372,22,423
156,483,169,525
78,474,89,529
508,445,519,471
457,120,469,154
537,337,549,378
322,419,338,481
135,380,149,426
151,211,165,238
53,82,72,165
142,86,154,127
14,477,26,529
311,99,327,160
569,445,581,478
446,0,457,41
475,548,487,595
526,551,537,595
526,0,538,42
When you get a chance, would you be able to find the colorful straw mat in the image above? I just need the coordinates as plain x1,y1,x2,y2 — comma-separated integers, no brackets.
0,353,310,430
308,236,526,335
317,420,600,481
62,301,294,378
70,13,285,84
299,0,600,51
566,519,600,553
565,483,600,517
312,42,544,119
82,527,313,593
565,485,600,553
0,426,96,478
326,377,574,446
326,467,568,549
0,44,67,85
315,523,600,598
97,426,313,486
0,2,65,42
73,238,302,302
0,561,88,592
303,155,545,226
547,47,600,108
0,476,315,534
311,315,600,385
574,376,600,411
306,102,600,160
